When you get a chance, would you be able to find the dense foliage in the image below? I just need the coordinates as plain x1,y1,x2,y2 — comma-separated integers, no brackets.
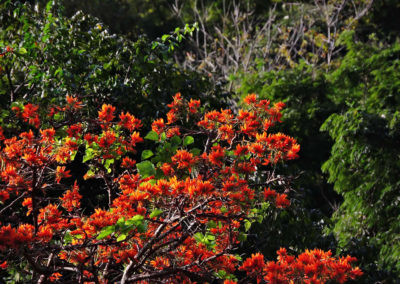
0,0,224,127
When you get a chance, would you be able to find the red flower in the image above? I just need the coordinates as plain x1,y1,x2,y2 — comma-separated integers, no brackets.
243,93,257,105
0,261,7,269
188,99,201,113
66,95,83,110
55,166,71,183
131,132,143,146
22,103,40,128
275,193,290,208
152,118,165,135
98,104,116,122
98,131,116,148
67,123,82,139
172,150,195,170
60,182,82,212
119,157,134,169
166,126,181,138
119,112,142,131
263,188,277,200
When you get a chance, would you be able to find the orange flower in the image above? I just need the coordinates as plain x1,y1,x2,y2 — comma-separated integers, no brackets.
239,253,265,273
0,261,7,269
49,272,62,282
84,133,98,145
67,123,82,139
208,145,225,167
275,193,290,208
119,112,142,131
55,166,71,183
243,93,257,105
98,104,116,122
166,110,177,124
98,131,116,148
66,95,83,110
22,103,40,128
22,198,33,216
60,182,82,212
188,99,201,113
150,256,170,270
234,144,249,156
263,188,277,200
218,124,234,141
121,157,136,168
152,118,165,135
172,150,195,170
131,132,143,146
166,126,181,138
40,128,56,143
160,163,174,176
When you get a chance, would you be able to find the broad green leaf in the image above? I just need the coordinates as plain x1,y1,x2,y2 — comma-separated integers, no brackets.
183,136,194,146
136,161,156,178
127,215,144,226
244,220,252,232
170,135,181,146
117,234,127,242
97,225,115,240
104,159,114,171
190,148,201,156
149,208,163,218
83,147,95,163
238,232,247,242
144,131,159,141
63,232,72,244
141,150,154,160
18,47,27,54
194,232,203,243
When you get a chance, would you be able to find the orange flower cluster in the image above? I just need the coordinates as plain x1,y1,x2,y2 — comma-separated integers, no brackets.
0,94,361,283
238,248,363,284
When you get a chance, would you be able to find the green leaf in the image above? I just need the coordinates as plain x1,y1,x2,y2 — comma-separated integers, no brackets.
85,169,95,179
170,135,181,146
183,136,194,146
104,159,114,171
206,234,215,241
194,232,204,243
149,208,163,218
244,220,252,232
83,147,95,163
97,225,115,240
18,47,27,54
117,234,127,242
238,232,247,242
190,148,201,156
136,161,156,178
144,131,159,141
63,232,72,244
217,270,227,278
207,220,217,229
127,215,144,226
141,150,154,160
161,34,169,42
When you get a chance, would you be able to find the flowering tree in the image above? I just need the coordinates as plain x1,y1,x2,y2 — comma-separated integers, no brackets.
0,94,362,283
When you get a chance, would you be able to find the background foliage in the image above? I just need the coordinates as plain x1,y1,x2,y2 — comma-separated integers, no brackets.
1,0,400,282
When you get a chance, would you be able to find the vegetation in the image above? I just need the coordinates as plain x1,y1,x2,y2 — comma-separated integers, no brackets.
1,0,399,282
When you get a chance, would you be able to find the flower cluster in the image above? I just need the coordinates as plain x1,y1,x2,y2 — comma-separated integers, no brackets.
0,94,361,283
